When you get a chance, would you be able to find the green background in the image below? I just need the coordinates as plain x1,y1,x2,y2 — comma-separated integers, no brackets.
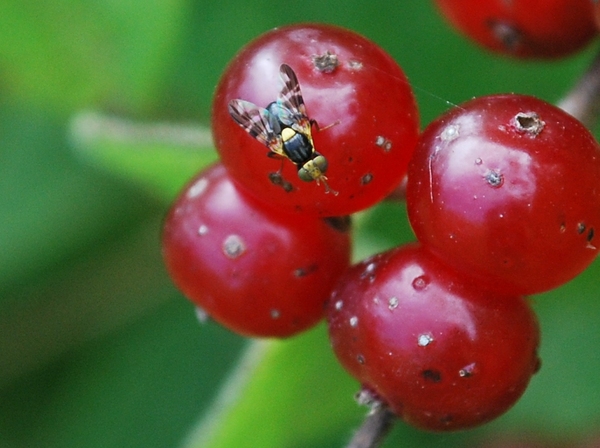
1,1,599,447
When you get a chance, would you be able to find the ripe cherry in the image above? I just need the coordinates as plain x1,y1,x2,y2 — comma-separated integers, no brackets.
326,243,540,431
162,163,352,338
406,94,600,295
212,23,419,217
434,0,597,59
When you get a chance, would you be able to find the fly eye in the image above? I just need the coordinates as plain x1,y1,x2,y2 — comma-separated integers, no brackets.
298,166,314,182
312,155,328,174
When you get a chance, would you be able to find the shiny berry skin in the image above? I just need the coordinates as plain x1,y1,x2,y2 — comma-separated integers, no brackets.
162,163,351,338
212,23,419,217
434,0,597,59
326,244,540,431
407,94,600,295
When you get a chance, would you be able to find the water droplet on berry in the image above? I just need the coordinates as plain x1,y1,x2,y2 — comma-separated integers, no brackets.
197,224,209,236
418,333,434,346
375,135,393,152
412,275,429,291
222,234,246,258
360,262,377,283
388,297,399,310
474,158,483,165
349,316,359,327
335,300,344,310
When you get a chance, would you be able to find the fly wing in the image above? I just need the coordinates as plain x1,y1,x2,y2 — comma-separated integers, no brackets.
228,99,285,156
277,64,312,135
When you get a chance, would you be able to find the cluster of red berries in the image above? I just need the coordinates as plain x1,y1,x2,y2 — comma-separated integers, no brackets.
162,3,600,434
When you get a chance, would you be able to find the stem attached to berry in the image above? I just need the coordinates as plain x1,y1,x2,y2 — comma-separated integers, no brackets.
557,48,600,129
345,406,396,448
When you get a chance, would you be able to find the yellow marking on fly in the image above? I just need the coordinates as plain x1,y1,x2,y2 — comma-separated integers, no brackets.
280,127,296,143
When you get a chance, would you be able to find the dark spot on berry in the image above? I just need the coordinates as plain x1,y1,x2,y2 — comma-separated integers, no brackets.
487,19,522,52
422,369,442,383
357,354,365,364
323,215,352,233
294,264,317,277
439,414,454,425
587,227,595,242
577,222,587,234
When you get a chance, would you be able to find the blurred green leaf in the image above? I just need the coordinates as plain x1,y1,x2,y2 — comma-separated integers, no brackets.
184,325,364,448
70,111,218,202
0,0,184,114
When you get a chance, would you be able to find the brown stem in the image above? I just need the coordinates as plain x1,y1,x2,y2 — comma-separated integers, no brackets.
557,48,600,129
345,399,396,448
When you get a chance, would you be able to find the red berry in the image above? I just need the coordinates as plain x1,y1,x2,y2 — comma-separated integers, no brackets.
212,23,419,217
162,163,351,338
326,243,540,431
593,0,600,29
407,94,600,295
434,0,597,58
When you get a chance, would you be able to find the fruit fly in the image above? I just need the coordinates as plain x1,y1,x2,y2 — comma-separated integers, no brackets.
228,64,336,193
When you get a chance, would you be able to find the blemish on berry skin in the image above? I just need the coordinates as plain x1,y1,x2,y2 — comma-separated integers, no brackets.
577,222,587,234
418,333,434,347
347,59,363,70
312,51,339,73
349,316,359,327
487,19,522,52
270,309,281,319
334,300,344,310
388,297,399,310
222,234,246,258
511,112,545,137
587,227,597,250
412,275,429,291
440,124,460,142
484,169,504,188
422,369,442,383
197,224,209,236
294,264,317,277
361,173,374,185
357,354,365,365
459,363,477,378
375,135,393,152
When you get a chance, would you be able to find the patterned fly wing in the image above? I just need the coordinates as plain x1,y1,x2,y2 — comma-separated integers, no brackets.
228,99,285,157
277,64,312,136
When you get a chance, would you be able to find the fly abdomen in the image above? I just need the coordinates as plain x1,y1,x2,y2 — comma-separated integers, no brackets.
280,127,314,165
